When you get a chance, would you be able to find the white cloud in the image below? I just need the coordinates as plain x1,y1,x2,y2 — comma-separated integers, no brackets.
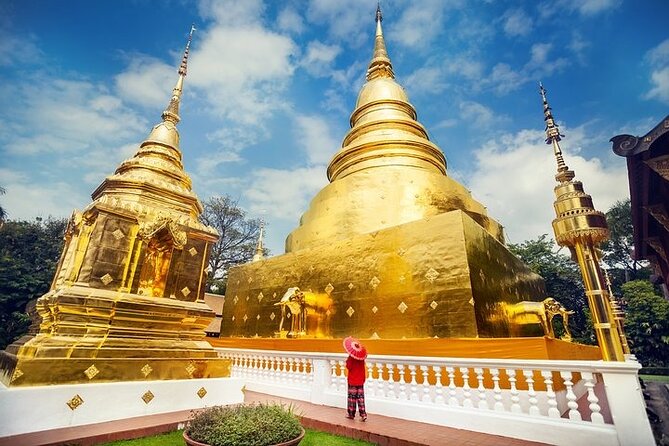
300,40,341,77
405,66,448,95
645,67,669,104
306,0,377,47
501,9,532,37
466,127,628,245
484,44,568,95
646,39,669,66
277,7,305,34
389,0,447,49
0,33,42,66
0,168,87,221
115,56,175,109
573,0,621,16
3,77,146,155
197,0,264,26
459,101,508,129
294,115,340,165
644,39,669,104
245,166,328,222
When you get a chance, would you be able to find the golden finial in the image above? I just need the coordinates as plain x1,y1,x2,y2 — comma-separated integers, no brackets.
162,24,196,124
252,220,265,262
539,82,574,183
367,2,394,81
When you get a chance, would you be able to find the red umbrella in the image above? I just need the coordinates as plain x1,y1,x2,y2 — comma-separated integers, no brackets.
343,336,367,360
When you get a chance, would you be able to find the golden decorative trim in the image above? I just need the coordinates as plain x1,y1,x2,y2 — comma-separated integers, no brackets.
185,363,196,376
67,394,84,410
347,283,354,290
141,363,153,377
188,247,198,256
346,306,355,317
397,302,408,314
197,387,207,399
112,229,125,240
84,364,100,380
243,314,248,322
101,274,113,285
424,268,439,283
270,312,276,321
257,292,263,302
371,306,378,314
324,283,334,295
430,301,438,310
369,276,380,290
142,390,155,404
181,286,191,297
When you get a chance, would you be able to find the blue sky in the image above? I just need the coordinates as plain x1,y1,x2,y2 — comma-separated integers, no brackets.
1,0,668,254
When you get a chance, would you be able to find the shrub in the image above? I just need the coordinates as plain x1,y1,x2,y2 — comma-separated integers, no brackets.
186,403,302,446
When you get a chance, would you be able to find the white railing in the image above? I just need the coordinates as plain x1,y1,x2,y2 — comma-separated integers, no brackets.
216,348,654,446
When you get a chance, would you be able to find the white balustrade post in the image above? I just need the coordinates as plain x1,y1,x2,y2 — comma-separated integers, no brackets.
373,363,384,397
490,368,504,412
310,358,330,406
337,360,347,393
420,365,431,403
398,365,408,400
559,370,581,421
385,363,396,399
540,370,560,418
581,371,603,424
474,367,488,410
434,365,445,404
446,366,458,407
460,367,473,408
409,365,419,401
600,364,655,446
507,369,521,414
523,369,540,416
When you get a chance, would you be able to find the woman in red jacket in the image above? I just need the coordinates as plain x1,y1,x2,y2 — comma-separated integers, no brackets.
343,336,367,421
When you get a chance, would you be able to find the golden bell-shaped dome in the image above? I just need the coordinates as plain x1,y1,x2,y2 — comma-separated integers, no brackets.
285,8,504,253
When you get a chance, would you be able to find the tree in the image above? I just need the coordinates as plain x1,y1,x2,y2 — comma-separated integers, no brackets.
509,235,595,344
621,280,669,367
600,199,650,290
0,186,6,228
199,196,265,294
0,217,67,349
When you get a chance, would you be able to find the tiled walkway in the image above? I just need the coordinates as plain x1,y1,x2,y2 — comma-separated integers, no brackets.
0,391,551,446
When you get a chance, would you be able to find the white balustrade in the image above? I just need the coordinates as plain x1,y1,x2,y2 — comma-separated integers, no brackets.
216,348,654,446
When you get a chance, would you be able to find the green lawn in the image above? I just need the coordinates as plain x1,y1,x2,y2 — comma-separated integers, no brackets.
100,428,374,446
640,374,669,383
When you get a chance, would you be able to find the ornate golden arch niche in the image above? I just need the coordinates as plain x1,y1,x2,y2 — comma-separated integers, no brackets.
137,217,187,298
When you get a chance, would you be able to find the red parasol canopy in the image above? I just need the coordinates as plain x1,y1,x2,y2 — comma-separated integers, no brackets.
343,336,367,360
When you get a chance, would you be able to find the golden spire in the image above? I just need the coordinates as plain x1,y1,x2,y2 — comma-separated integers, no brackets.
366,2,394,80
162,24,196,124
540,83,624,361
252,220,265,262
540,82,574,183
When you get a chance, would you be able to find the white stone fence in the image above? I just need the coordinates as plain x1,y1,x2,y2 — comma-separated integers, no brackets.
216,348,654,446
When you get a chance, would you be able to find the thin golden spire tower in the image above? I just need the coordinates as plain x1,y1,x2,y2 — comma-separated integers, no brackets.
540,83,626,361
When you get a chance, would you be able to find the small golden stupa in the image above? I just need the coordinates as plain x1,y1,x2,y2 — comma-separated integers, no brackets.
215,7,578,357
0,27,231,387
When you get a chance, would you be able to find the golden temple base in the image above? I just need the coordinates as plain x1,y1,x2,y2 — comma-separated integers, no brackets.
0,285,231,387
0,352,231,387
209,336,601,361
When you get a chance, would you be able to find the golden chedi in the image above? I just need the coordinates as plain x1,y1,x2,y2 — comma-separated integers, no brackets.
0,28,230,387
218,7,552,344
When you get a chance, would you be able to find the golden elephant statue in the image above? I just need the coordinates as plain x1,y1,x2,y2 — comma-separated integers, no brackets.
274,287,333,338
502,297,575,341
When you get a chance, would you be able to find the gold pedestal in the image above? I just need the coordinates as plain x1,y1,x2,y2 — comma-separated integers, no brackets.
0,286,230,387
221,210,547,339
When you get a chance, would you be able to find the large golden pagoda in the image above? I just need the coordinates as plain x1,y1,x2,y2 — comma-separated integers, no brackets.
216,7,561,349
0,27,231,386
